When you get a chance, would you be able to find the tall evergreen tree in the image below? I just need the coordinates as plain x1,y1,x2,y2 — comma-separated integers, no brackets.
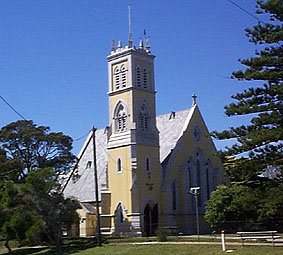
212,0,283,181
206,0,283,231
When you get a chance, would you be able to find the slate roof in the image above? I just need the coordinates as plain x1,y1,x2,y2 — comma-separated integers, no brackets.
63,107,195,202
157,107,194,163
81,202,96,214
63,128,109,202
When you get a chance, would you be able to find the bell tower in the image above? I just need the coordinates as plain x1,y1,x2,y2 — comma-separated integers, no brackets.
104,37,162,236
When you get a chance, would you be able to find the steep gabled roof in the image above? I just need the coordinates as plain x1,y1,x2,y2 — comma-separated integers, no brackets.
63,128,109,202
63,107,196,202
157,106,195,163
81,202,96,214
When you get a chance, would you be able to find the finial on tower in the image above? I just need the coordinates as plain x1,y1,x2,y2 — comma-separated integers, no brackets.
146,38,151,52
111,40,116,51
118,40,122,49
128,4,133,48
139,40,144,49
192,94,197,106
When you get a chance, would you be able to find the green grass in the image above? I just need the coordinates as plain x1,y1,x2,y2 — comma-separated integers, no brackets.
0,242,282,255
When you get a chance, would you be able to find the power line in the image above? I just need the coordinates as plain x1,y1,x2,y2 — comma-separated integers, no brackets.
0,95,27,120
227,0,266,25
73,131,91,142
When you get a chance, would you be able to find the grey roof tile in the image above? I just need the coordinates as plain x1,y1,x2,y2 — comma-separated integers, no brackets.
63,128,109,202
157,108,194,162
64,108,194,202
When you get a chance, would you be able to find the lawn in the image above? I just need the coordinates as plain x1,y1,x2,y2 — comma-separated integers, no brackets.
0,243,282,255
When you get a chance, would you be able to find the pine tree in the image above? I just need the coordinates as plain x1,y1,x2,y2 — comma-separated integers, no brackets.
213,0,283,182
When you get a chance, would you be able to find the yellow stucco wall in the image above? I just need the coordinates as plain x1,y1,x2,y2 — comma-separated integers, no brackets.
108,146,132,214
77,208,97,237
159,106,226,233
135,144,161,207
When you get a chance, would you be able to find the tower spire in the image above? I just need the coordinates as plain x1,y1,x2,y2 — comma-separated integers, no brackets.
128,4,133,48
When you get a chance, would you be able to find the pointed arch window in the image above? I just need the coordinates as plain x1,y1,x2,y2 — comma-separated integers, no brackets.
187,158,192,188
115,203,125,223
143,67,148,89
114,66,120,89
206,167,210,200
121,65,127,88
114,102,128,133
138,104,150,131
136,66,141,87
136,65,149,89
172,181,177,211
196,160,201,207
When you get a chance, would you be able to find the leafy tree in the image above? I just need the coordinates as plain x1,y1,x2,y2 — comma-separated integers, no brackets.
205,181,283,230
0,149,22,181
206,0,283,230
205,185,256,229
0,120,74,180
0,120,79,254
212,0,283,181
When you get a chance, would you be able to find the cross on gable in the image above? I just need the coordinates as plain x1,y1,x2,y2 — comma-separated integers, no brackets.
192,94,197,106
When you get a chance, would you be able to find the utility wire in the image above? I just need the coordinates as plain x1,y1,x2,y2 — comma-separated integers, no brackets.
0,94,91,144
227,0,266,25
0,95,27,120
73,131,90,142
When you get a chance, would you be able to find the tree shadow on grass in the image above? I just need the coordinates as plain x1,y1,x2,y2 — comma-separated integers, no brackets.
1,240,100,255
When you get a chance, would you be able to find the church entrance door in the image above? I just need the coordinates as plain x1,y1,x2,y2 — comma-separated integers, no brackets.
144,203,158,236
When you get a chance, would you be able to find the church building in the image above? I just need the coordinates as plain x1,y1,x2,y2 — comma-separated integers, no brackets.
63,36,226,237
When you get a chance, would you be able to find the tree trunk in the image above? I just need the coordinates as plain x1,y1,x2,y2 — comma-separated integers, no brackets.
56,231,63,255
4,239,12,254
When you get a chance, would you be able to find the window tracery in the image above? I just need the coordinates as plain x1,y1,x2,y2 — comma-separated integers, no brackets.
135,65,149,89
113,64,127,90
114,66,120,89
114,102,128,133
138,104,149,131
121,65,127,88
136,66,141,87
143,67,148,88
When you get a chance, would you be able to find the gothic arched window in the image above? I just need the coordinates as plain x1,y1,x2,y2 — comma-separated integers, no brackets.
138,104,149,131
196,160,201,187
114,66,120,89
121,64,127,88
172,181,177,211
187,158,193,188
196,160,201,207
206,167,210,200
136,66,141,87
114,102,128,133
115,203,125,223
143,67,148,89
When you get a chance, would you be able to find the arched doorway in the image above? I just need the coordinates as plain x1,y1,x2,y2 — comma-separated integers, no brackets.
144,203,158,236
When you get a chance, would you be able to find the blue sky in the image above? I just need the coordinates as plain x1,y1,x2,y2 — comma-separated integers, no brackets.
0,0,268,154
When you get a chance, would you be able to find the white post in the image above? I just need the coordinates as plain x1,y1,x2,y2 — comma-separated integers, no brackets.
221,230,226,251
195,194,199,240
